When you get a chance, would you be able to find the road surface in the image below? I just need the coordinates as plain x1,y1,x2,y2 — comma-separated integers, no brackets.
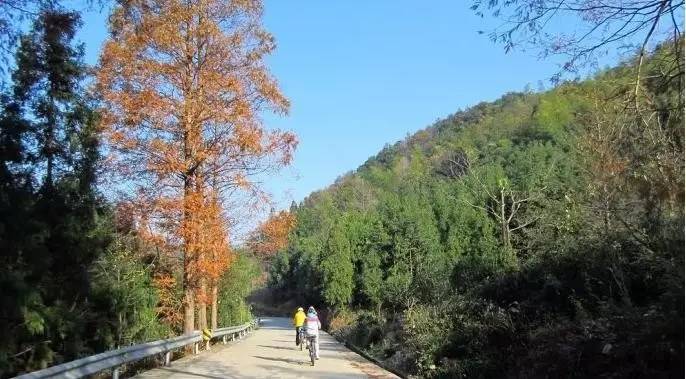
135,317,400,379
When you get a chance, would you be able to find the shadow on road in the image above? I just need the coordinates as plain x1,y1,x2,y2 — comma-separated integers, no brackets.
256,363,361,379
252,355,306,365
257,344,297,351
153,368,227,379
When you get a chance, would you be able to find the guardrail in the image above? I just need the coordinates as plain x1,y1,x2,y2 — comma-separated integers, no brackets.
13,319,260,379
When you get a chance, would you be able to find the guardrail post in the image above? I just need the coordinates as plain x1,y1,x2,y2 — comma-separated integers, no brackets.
164,351,171,366
112,367,120,379
205,340,211,351
222,335,227,345
193,342,199,355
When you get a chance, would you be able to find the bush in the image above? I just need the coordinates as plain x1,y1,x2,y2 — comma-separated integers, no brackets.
218,252,261,326
328,308,357,334
428,236,684,378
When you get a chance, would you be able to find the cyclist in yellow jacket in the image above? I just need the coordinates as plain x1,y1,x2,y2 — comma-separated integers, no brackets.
293,307,306,346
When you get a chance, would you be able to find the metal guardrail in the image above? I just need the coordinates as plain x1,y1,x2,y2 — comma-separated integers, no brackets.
13,319,260,379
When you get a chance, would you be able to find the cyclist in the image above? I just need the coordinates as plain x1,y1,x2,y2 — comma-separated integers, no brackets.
293,307,306,346
304,306,321,360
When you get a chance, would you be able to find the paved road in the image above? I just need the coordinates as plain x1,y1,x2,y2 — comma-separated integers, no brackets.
136,317,399,379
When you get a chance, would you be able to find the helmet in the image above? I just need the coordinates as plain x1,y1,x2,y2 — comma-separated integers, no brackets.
307,306,316,314
297,307,303,312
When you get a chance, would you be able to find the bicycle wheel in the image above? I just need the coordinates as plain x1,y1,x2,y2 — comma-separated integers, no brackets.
309,341,316,366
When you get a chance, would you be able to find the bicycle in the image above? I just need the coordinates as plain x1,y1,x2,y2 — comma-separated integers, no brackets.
305,334,317,366
297,327,305,351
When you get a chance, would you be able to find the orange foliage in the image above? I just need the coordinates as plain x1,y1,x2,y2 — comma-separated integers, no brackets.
249,210,296,256
97,0,297,332
153,273,183,327
195,193,234,303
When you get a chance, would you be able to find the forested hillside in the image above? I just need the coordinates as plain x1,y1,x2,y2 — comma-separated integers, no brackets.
269,40,684,378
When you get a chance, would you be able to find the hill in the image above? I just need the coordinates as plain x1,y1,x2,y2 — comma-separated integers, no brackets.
268,40,684,378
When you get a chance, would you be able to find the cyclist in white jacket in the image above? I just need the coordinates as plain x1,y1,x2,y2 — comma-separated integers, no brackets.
304,306,321,359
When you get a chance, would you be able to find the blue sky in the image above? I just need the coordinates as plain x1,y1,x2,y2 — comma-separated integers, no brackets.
73,1,624,215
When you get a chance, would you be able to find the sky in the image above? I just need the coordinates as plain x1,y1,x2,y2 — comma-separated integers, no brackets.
72,0,630,223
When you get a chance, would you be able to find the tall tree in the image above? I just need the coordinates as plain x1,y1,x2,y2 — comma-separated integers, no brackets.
97,0,296,335
13,9,86,189
320,219,354,310
198,191,231,330
0,8,108,374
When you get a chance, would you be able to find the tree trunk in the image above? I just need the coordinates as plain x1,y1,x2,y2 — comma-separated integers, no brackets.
183,174,195,336
194,167,208,331
44,106,56,188
198,279,208,330
500,188,510,248
211,283,218,330
183,286,195,334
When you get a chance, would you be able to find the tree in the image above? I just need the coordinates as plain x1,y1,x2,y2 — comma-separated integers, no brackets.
90,236,169,349
320,220,354,310
13,9,86,190
197,192,232,330
461,161,548,259
248,209,296,257
0,0,43,77
217,251,260,326
472,0,684,82
97,0,296,335
349,213,387,315
0,8,109,374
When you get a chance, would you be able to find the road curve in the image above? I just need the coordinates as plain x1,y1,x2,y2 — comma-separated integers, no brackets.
135,317,400,379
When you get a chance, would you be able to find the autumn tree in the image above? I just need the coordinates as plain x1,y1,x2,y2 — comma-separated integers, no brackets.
97,0,296,335
248,209,296,257
197,191,232,330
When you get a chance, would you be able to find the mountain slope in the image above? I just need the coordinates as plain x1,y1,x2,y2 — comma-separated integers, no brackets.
268,41,684,378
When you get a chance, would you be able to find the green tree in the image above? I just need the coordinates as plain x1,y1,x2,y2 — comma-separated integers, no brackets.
0,9,109,375
218,252,261,326
90,236,169,349
320,220,354,309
